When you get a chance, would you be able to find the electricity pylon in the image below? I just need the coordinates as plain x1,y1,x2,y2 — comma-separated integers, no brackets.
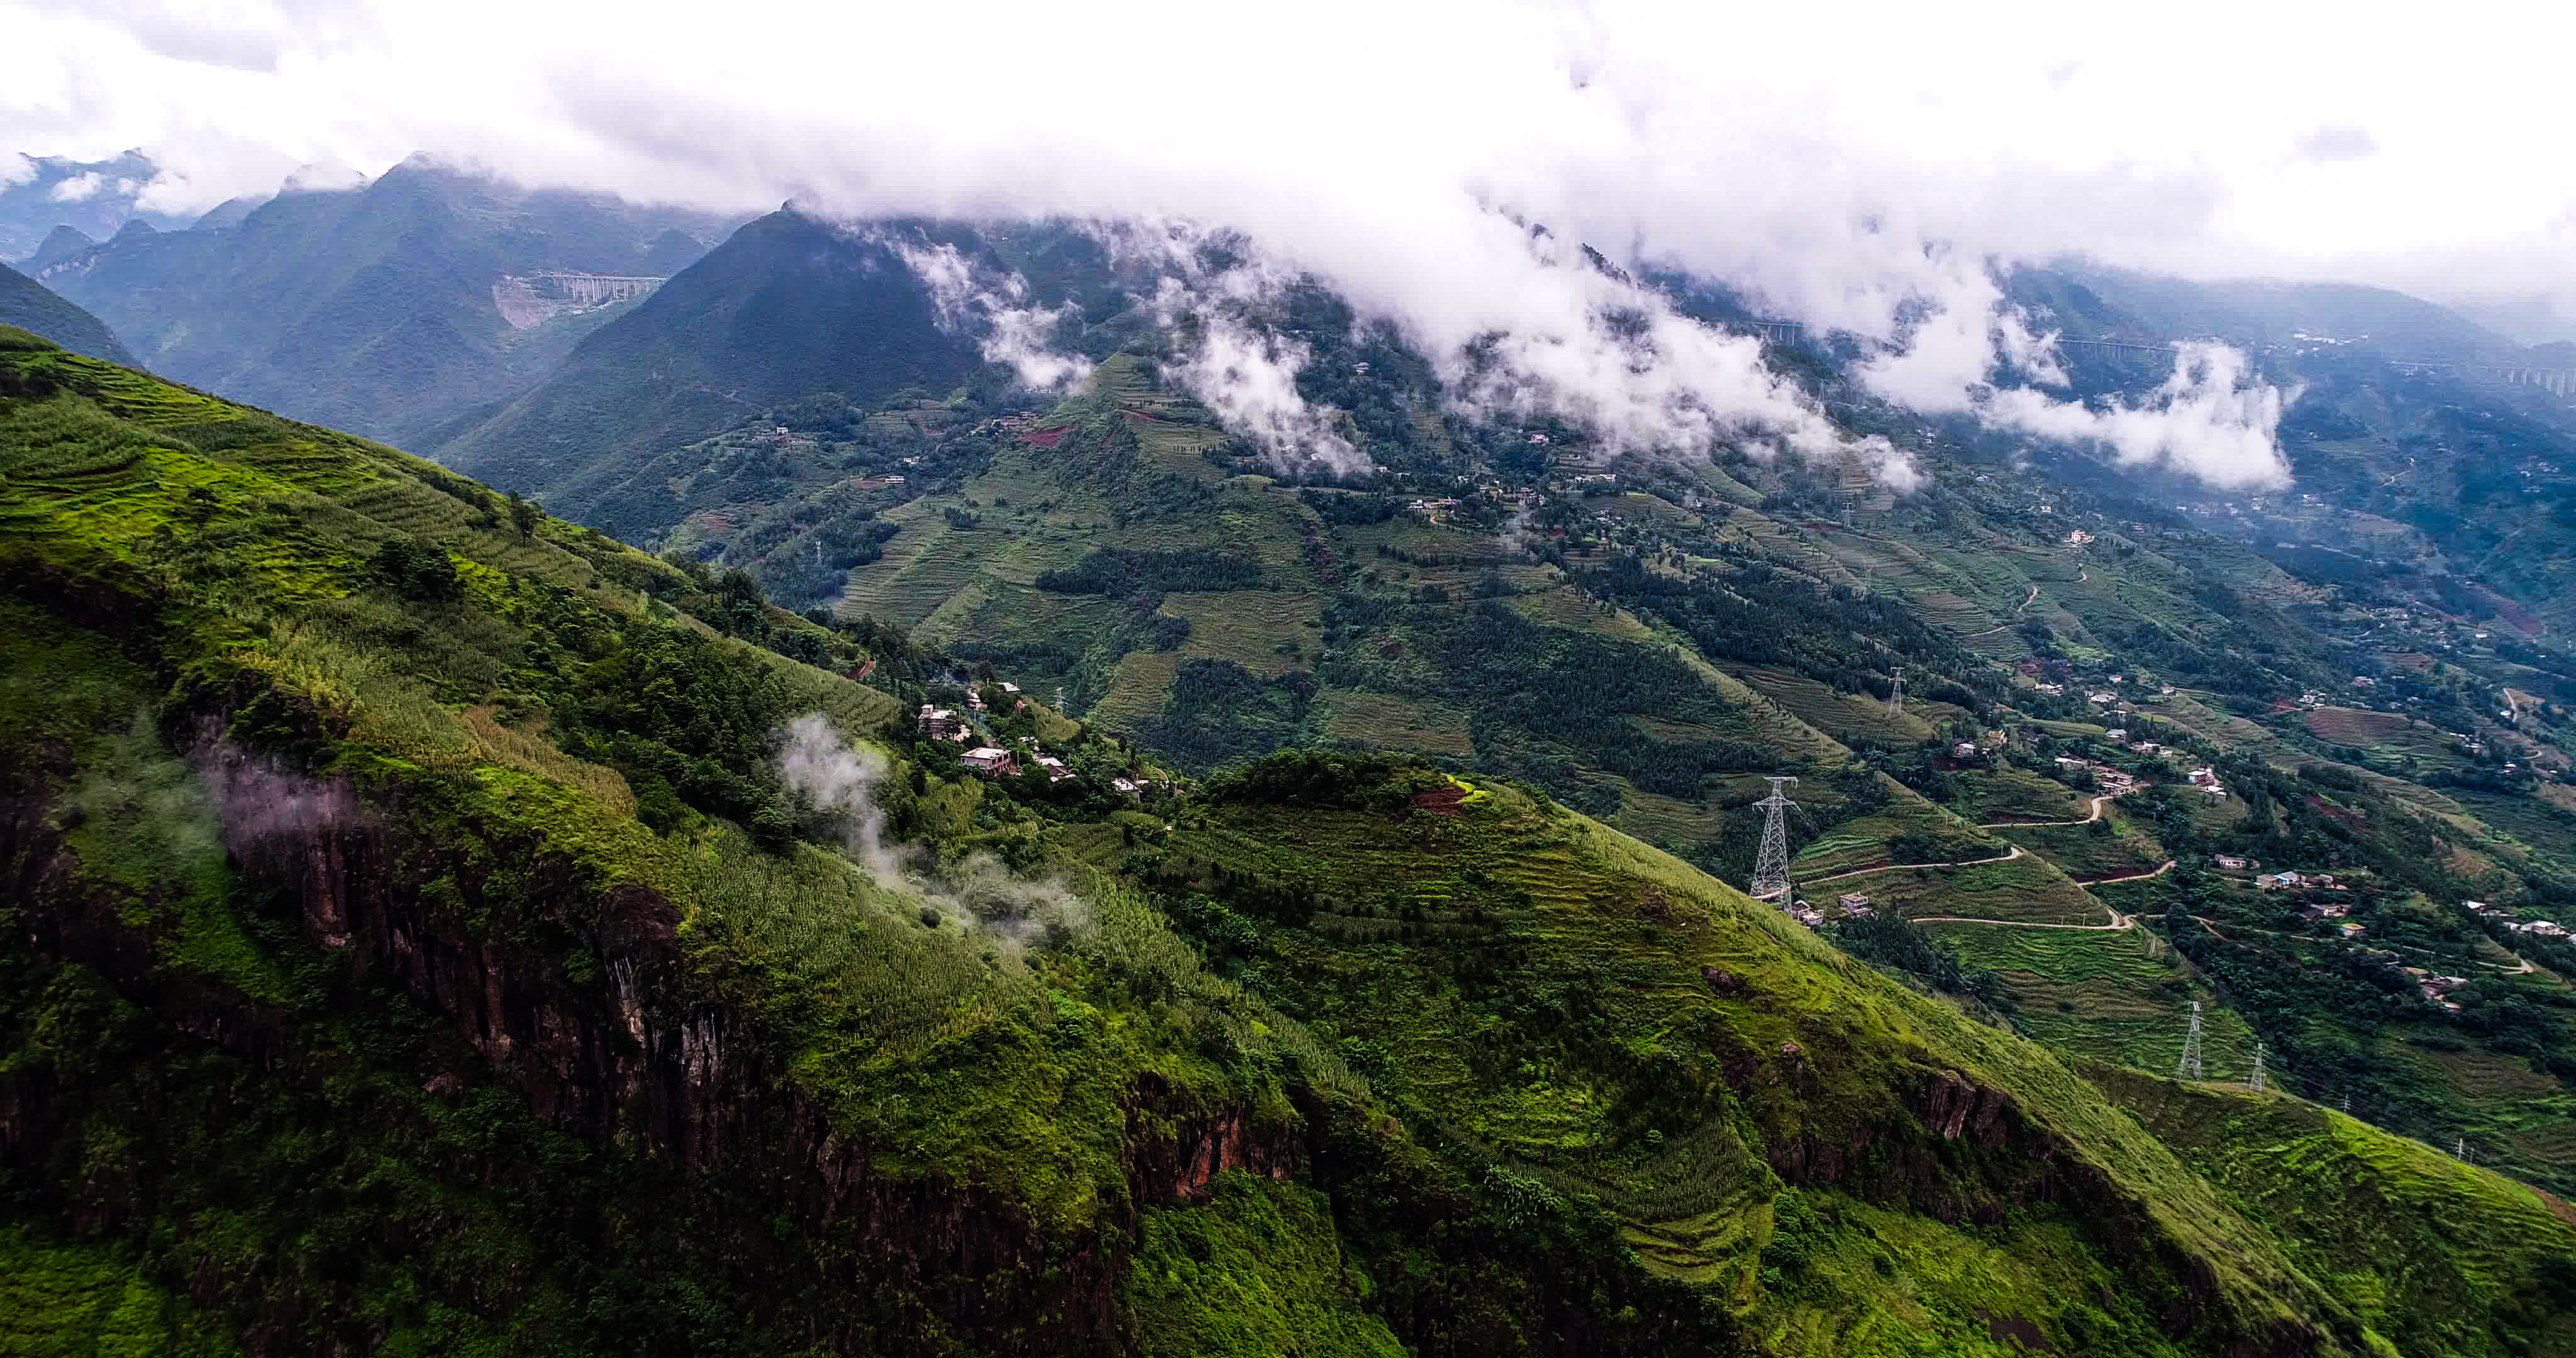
1889,671,1906,716
1751,776,1800,902
2248,1041,2265,1093
2177,1001,2205,1080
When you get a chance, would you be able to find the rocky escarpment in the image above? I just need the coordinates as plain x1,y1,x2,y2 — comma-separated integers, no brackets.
0,732,1302,1354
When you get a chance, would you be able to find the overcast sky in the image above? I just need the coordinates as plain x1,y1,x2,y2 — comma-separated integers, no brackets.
9,0,2572,483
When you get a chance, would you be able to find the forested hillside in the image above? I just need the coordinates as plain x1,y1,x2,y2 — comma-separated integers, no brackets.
34,159,731,444
14,328,2576,1354
0,265,131,367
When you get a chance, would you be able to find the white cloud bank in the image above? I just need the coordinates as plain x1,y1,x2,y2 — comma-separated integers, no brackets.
17,0,2541,482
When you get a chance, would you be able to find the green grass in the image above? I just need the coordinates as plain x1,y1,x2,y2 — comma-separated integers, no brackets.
2096,1067,2576,1358
0,1228,238,1357
1319,688,1475,758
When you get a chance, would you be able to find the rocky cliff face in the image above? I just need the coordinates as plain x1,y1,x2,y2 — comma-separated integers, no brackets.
4,731,1275,1354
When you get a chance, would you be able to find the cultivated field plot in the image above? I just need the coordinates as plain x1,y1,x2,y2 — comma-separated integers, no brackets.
1994,818,2166,882
1089,649,1179,731
1850,854,2102,926
1733,667,1932,745
1789,802,1997,877
2302,705,2479,770
1319,688,1475,759
1159,589,1321,678
1932,924,2251,1074
1612,781,1730,848
1954,769,2089,824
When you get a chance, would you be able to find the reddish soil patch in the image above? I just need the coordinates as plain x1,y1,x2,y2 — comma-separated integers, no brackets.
2536,1189,2576,1228
1021,425,1069,449
1411,783,1469,817
2268,698,2301,715
1122,407,1175,427
2305,794,2367,827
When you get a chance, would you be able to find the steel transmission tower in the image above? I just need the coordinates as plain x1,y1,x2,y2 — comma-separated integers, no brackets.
1750,777,1800,901
1889,671,1906,716
2248,1042,2265,1093
2177,1001,2205,1080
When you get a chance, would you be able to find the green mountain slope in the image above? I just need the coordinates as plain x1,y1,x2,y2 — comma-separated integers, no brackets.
2095,1065,2576,1358
0,264,134,366
36,158,728,444
438,211,987,500
14,327,2556,1352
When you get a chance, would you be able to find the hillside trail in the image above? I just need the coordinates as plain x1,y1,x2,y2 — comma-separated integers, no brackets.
1960,583,2043,639
1913,907,2135,932
1904,860,2170,932
2084,859,2178,886
1803,843,2023,885
1979,791,2123,829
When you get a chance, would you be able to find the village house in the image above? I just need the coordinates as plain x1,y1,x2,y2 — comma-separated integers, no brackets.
2337,920,2368,939
2105,728,2128,742
2512,920,2571,939
2213,854,2253,871
959,747,1020,777
2036,683,2065,696
2257,871,2305,892
2129,741,2161,754
1952,741,1979,758
2461,900,2489,914
918,704,968,742
1035,754,1071,782
2300,902,2351,921
1837,893,1875,918
2089,692,2117,705
1110,776,1141,797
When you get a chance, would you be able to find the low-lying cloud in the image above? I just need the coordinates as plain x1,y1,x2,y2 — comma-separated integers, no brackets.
890,238,1094,393
10,0,2459,483
774,712,1089,952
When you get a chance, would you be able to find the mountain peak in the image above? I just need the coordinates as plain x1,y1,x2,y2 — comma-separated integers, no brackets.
26,223,94,270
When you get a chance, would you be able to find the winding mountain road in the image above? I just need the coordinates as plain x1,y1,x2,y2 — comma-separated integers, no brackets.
1962,583,2043,639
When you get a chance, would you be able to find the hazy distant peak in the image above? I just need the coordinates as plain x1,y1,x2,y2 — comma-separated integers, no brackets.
280,161,369,195
26,224,94,270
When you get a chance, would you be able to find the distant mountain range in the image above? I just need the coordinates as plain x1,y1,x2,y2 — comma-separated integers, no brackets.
0,260,133,364
436,211,989,508
26,156,740,444
0,149,195,262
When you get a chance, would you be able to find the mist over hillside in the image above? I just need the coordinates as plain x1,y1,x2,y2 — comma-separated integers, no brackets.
13,7,2576,1354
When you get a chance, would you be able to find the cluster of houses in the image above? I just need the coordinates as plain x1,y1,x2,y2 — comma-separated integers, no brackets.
921,694,1146,797
1787,892,1875,929
2401,967,2472,1007
2258,869,2345,893
2051,755,2141,795
2184,766,2227,799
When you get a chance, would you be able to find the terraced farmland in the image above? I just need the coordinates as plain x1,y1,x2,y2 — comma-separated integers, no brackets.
1933,925,2253,1074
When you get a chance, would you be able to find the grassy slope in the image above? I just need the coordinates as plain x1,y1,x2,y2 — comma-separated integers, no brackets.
1104,768,2389,1354
2095,1066,2576,1358
0,331,1393,1352
18,330,2543,1352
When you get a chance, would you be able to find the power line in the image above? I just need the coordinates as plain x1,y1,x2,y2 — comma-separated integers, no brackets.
1751,776,1800,902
